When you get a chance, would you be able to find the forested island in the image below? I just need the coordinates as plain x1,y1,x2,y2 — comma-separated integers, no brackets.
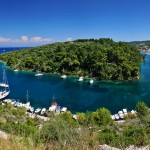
0,38,144,80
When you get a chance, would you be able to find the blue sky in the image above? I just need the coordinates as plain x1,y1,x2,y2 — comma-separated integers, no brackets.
0,0,150,47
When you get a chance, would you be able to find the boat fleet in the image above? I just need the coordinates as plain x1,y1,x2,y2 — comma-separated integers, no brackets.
2,98,139,123
111,108,137,120
61,75,94,84
0,65,94,114
13,67,94,84
1,65,136,121
2,98,68,116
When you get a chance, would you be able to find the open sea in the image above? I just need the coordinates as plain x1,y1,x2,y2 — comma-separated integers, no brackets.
0,47,150,114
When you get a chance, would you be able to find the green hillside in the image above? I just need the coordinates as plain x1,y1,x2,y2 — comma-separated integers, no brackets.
0,38,144,80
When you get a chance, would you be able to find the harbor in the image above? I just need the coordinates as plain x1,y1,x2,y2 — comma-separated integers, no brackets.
1,98,138,122
1,99,69,121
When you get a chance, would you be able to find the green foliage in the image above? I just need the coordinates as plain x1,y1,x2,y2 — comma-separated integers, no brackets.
94,107,112,126
0,101,150,149
40,117,79,149
12,107,26,116
0,38,143,80
135,102,149,117
59,112,78,127
76,112,86,125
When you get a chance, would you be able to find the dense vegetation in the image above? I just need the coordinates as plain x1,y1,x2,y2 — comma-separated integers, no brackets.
0,38,144,80
0,102,150,149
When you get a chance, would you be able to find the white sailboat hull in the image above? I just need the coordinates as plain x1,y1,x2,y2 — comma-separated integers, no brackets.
0,83,9,88
0,67,10,99
0,91,10,99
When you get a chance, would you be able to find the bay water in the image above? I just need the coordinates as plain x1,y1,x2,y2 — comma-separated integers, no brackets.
0,48,150,114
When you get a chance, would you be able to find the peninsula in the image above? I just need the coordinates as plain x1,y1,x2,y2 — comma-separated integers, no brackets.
0,38,144,80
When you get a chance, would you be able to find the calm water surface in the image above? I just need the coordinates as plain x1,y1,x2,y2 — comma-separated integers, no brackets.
0,48,150,113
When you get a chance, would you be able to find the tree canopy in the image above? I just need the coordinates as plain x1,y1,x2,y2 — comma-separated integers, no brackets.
0,38,144,80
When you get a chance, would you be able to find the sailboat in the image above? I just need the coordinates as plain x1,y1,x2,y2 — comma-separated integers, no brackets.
0,68,10,99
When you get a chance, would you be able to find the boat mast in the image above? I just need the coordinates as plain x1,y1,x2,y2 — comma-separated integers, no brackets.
26,90,29,102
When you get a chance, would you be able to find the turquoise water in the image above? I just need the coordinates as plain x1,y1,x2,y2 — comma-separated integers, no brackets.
1,53,150,114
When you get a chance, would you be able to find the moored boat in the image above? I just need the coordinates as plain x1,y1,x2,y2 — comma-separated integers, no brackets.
61,107,67,112
78,77,83,82
35,108,41,114
118,111,124,119
61,74,67,79
41,107,46,115
0,91,10,99
122,108,128,115
114,114,120,120
35,71,43,76
0,67,10,100
29,107,34,113
0,83,9,88
14,69,18,72
89,79,94,84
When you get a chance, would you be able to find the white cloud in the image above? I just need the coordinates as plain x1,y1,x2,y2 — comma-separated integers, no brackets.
21,36,28,42
30,36,53,43
66,37,73,42
30,37,43,42
0,36,54,45
0,37,11,42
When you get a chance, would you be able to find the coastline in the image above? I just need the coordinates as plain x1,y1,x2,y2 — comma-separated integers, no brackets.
0,61,140,82
0,59,145,114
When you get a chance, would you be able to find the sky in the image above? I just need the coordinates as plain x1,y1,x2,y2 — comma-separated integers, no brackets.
0,0,150,47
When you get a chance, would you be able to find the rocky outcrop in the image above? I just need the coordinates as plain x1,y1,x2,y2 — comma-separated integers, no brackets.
0,130,9,140
99,144,149,150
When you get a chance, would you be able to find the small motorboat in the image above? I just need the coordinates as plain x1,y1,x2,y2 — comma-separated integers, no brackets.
61,107,67,112
78,77,83,82
35,72,43,76
61,75,67,79
89,79,94,84
41,108,46,115
14,69,18,72
35,108,41,114
29,107,34,113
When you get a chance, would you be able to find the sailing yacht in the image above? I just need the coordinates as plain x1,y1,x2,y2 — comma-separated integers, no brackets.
0,68,10,99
